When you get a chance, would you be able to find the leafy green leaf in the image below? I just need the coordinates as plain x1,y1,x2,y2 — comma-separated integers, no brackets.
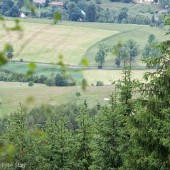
0,52,8,66
26,63,36,76
53,12,61,24
81,58,89,66
25,0,36,14
28,62,36,70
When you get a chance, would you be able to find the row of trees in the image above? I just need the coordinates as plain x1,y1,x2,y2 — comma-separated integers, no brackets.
0,69,76,86
0,0,165,26
61,2,163,26
0,40,169,168
110,0,170,9
95,34,161,68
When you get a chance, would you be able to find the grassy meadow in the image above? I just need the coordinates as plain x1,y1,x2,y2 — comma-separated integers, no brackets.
0,20,117,64
83,69,152,85
1,63,83,80
0,19,165,116
0,19,167,66
1,63,151,85
0,81,114,116
85,25,167,65
0,62,153,116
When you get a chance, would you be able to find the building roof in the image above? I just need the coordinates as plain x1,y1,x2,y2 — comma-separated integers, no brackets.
49,1,64,6
33,0,46,4
133,0,154,3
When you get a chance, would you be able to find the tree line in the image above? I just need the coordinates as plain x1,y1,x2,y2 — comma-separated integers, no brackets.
0,69,76,86
0,0,166,27
95,34,161,69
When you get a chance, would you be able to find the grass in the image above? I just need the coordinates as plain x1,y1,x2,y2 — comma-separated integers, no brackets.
85,25,167,65
0,81,114,116
0,20,117,65
0,67,153,116
0,62,153,117
1,63,83,80
83,69,152,85
1,63,152,85
0,18,164,116
1,19,167,66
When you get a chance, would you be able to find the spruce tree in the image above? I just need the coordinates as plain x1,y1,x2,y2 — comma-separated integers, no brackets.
124,26,170,170
73,102,93,170
90,105,125,170
2,105,49,169
46,112,73,170
4,105,28,165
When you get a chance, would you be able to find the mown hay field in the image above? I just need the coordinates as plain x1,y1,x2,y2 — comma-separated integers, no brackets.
0,82,113,116
0,19,167,66
85,25,167,65
0,20,117,64
82,69,152,85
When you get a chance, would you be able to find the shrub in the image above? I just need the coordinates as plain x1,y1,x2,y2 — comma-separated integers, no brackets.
75,92,81,97
28,81,34,87
55,74,68,86
96,81,104,86
45,78,55,86
82,79,88,89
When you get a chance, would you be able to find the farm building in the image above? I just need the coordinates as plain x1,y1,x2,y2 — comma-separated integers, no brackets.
133,0,156,3
49,1,64,7
33,0,46,3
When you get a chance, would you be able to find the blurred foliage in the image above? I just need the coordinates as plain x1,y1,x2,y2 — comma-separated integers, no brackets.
53,12,61,24
24,0,36,14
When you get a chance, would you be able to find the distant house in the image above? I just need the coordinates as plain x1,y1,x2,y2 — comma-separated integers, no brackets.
20,12,26,18
133,0,155,3
49,0,64,7
158,10,168,14
33,0,46,4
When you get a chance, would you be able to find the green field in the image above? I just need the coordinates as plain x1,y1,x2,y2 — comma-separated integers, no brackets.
0,81,114,116
1,63,83,80
1,63,152,85
0,20,117,64
85,25,167,65
83,69,152,85
0,63,153,116
0,19,165,116
0,19,167,66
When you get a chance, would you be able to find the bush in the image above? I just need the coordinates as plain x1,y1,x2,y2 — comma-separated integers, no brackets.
28,81,34,87
45,78,55,86
39,75,47,84
96,81,104,86
75,92,81,97
55,74,68,86
0,70,76,87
